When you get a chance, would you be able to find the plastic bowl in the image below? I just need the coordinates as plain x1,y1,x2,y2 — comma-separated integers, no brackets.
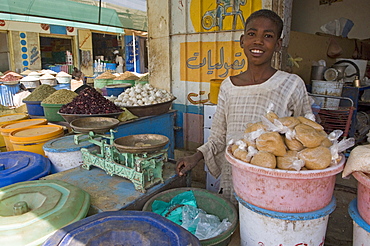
225,146,345,213
56,76,72,84
23,100,44,116
21,80,40,89
142,187,238,246
41,103,65,122
40,78,57,86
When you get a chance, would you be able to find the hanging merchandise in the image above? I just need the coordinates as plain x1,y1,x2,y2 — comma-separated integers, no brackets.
81,50,92,68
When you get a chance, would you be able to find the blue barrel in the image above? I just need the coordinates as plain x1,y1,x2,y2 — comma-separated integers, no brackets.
42,211,201,246
22,100,44,116
0,151,51,188
0,84,20,106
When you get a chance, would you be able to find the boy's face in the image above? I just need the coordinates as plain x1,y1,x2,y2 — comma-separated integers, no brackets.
240,17,282,67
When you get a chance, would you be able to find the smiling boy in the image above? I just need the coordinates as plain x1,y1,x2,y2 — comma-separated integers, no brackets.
176,9,312,205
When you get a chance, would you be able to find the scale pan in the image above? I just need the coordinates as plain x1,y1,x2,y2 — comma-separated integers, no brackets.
114,134,169,153
70,117,120,134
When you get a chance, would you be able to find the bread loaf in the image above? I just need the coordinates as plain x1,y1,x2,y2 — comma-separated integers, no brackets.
298,146,332,170
277,117,301,129
233,148,249,162
295,124,326,148
250,151,276,169
265,111,279,122
277,150,299,170
244,121,266,133
297,116,324,131
256,132,287,156
284,136,305,151
231,144,239,153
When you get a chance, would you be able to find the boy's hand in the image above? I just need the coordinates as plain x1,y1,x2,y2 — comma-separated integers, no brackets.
176,151,204,176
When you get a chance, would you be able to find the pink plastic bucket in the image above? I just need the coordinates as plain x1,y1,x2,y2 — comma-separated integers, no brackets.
225,146,345,213
352,171,370,225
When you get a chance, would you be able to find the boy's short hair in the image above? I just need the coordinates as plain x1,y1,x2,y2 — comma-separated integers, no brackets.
244,9,283,38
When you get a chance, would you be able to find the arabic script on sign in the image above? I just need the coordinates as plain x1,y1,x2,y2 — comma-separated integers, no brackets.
180,41,247,83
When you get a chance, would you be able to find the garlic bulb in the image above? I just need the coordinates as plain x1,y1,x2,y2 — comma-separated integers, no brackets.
114,83,175,107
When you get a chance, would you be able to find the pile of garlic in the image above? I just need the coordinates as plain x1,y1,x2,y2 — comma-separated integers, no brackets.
114,83,175,107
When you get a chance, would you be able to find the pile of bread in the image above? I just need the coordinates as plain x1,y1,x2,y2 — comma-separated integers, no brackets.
230,111,353,170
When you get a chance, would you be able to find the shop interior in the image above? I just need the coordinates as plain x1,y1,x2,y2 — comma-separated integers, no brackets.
40,36,73,72
92,32,122,63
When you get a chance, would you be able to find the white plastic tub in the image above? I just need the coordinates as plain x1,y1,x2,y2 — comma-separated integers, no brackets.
348,199,370,246
20,76,40,89
56,76,72,84
40,78,57,86
237,195,336,246
43,135,99,173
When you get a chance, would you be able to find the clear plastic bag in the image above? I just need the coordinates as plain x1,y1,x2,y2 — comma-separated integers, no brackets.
181,205,232,240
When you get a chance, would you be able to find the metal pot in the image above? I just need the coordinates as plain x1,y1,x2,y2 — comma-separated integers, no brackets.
311,65,327,81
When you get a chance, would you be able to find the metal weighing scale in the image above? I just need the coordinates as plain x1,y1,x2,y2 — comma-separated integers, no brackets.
70,117,169,193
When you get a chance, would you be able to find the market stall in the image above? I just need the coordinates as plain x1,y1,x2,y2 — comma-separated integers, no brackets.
40,36,74,73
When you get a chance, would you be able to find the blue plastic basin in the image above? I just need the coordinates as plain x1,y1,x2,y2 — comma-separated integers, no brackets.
23,100,44,116
42,211,201,246
0,151,51,188
105,83,131,97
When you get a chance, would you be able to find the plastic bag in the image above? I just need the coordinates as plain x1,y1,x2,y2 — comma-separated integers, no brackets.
152,190,197,225
342,144,370,177
328,130,355,164
13,90,31,108
287,159,305,171
320,18,354,37
181,205,232,240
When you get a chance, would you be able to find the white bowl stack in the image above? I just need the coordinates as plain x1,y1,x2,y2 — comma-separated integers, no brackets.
39,73,57,86
56,72,72,84
20,75,40,89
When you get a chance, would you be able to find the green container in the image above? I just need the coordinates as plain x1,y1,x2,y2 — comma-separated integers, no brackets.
142,187,238,246
135,80,149,85
94,79,112,89
0,179,90,246
113,80,135,86
41,103,65,122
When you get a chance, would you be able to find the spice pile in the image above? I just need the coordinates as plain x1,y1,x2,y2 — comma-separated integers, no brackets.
229,111,354,171
23,84,56,101
59,87,123,114
42,89,78,104
95,71,116,80
136,73,149,82
114,71,139,81
0,72,22,82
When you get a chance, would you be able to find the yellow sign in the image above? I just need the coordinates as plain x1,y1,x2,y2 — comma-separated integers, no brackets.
190,0,262,32
180,41,247,82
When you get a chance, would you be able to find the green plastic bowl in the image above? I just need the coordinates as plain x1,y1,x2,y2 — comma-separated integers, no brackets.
142,187,238,246
41,103,65,122
94,79,114,89
135,80,149,85
113,80,135,86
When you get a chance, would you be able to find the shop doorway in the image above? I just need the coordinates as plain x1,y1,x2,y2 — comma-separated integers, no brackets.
92,32,121,62
0,32,10,72
40,36,73,73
